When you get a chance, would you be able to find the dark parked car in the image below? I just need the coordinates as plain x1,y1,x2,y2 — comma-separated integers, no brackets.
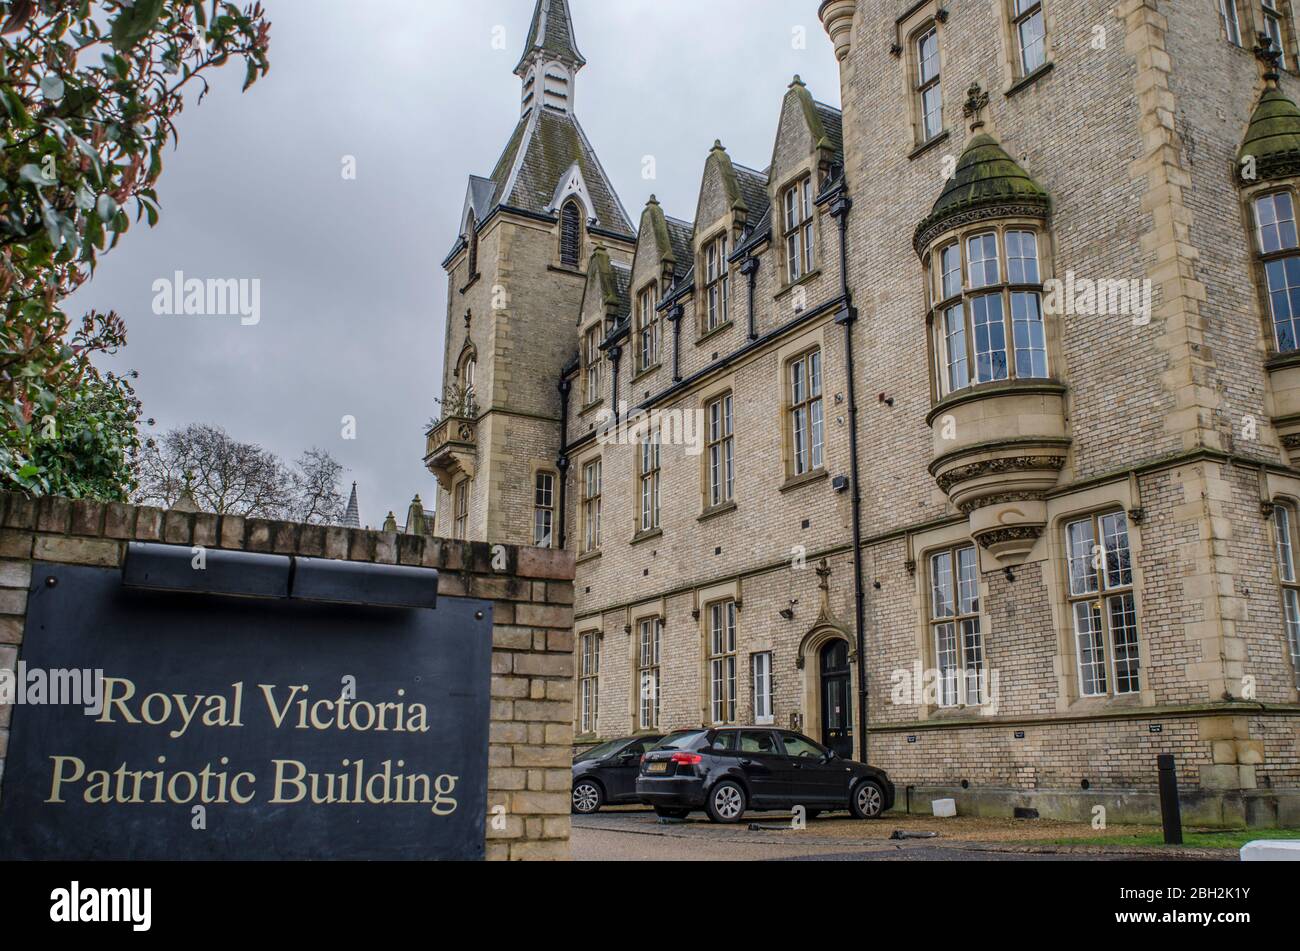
571,734,663,814
636,727,894,823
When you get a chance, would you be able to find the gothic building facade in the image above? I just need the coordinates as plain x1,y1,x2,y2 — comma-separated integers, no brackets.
430,0,1300,826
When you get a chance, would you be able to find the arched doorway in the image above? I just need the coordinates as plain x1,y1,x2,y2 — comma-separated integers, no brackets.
819,640,853,758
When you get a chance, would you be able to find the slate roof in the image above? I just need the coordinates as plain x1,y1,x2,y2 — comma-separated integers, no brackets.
609,261,633,316
471,109,633,239
814,101,844,160
665,216,695,282
515,0,585,74
733,163,771,222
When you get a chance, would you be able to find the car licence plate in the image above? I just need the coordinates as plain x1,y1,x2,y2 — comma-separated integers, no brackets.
647,762,668,773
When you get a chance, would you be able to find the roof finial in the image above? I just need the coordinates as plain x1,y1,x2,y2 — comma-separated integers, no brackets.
1256,31,1283,87
790,74,805,88
963,82,990,132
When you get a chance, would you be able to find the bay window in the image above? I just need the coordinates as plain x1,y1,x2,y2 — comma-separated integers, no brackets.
930,226,1048,396
1254,190,1300,352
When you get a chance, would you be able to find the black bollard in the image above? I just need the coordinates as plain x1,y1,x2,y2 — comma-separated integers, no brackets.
1157,753,1183,845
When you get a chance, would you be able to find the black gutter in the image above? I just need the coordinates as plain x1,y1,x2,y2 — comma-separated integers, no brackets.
608,344,623,422
740,254,759,341
668,304,684,382
556,376,572,550
824,176,869,764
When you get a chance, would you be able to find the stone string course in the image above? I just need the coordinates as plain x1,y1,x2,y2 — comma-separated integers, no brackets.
0,491,576,862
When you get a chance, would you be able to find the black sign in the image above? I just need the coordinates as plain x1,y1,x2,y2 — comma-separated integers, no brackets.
0,563,493,860
1149,723,1163,734
1014,730,1026,739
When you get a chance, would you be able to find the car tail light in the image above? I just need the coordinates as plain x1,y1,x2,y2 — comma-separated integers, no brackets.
670,752,703,765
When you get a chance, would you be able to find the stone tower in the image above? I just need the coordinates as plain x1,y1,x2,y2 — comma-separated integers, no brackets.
427,0,636,545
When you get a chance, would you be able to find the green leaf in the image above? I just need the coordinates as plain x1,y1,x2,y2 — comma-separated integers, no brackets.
110,0,166,52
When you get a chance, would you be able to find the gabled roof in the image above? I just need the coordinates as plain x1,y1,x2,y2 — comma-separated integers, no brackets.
448,107,634,263
515,0,586,75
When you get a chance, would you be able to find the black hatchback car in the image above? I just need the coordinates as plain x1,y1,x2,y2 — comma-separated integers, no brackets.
636,727,894,823
571,734,663,814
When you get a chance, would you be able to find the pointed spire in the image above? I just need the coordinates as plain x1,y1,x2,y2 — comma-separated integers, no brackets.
515,0,586,76
341,482,361,529
515,0,585,116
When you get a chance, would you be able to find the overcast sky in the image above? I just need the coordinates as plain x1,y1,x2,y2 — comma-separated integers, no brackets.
67,0,841,527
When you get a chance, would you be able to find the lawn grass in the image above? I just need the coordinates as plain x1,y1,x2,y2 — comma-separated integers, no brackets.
1036,827,1300,850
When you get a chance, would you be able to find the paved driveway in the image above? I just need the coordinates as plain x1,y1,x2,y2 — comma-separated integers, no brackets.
571,810,1236,862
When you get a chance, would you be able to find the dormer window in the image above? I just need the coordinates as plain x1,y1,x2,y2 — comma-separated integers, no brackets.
559,199,583,269
782,177,815,284
1254,190,1300,352
636,284,660,373
929,226,1048,396
704,233,730,333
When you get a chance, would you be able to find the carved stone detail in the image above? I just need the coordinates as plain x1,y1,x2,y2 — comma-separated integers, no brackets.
935,456,1067,495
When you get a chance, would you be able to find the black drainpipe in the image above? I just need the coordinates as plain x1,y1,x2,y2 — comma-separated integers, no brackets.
740,254,759,341
668,304,684,383
608,344,622,422
556,377,571,550
829,182,868,764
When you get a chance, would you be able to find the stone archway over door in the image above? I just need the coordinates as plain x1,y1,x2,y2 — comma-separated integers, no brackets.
797,625,858,758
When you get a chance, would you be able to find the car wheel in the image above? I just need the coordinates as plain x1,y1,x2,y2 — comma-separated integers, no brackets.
653,806,690,819
571,780,603,815
850,779,885,820
705,781,747,824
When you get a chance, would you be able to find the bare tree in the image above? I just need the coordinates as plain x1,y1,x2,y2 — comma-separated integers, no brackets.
136,425,345,523
287,448,347,525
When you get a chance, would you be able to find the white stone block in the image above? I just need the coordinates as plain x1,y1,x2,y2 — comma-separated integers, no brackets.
931,798,957,818
1240,840,1300,861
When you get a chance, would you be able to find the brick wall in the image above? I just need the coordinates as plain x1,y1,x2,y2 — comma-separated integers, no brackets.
0,491,576,861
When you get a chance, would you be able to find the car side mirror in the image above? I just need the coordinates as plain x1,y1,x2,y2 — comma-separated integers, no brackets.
823,750,837,762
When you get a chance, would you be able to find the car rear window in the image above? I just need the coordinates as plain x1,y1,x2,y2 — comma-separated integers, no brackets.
653,730,708,751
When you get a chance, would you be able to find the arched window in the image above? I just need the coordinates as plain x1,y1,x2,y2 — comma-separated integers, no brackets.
456,347,477,414
465,212,479,278
928,225,1048,396
1253,189,1300,352
559,199,583,269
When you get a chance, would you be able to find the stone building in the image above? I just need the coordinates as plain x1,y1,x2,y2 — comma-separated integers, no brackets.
430,0,1300,826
